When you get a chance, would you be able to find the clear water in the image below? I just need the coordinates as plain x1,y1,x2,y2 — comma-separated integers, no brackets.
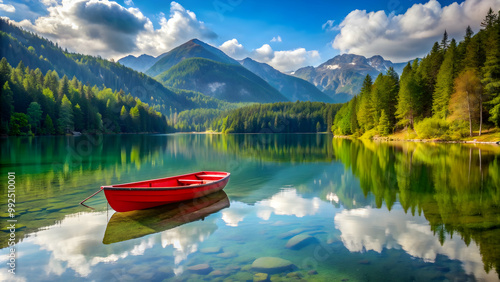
0,134,499,281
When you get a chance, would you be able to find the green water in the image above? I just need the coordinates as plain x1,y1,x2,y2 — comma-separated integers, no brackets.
0,134,499,281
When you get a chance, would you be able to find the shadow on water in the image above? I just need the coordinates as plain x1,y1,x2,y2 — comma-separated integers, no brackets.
102,191,230,244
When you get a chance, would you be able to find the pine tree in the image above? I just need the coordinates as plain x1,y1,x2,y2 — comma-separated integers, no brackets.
378,110,391,136
0,81,14,133
433,39,457,119
42,114,55,135
58,75,69,101
395,62,423,128
357,75,374,131
440,30,449,51
57,94,74,134
27,102,43,135
0,58,11,85
480,9,500,130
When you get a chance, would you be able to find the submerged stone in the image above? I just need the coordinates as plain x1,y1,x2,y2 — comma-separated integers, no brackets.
217,251,237,258
187,263,213,275
200,246,222,254
308,270,318,275
285,234,318,250
251,257,295,274
278,228,309,239
254,272,269,282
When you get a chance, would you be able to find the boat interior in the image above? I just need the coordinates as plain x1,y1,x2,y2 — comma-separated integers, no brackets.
111,172,228,188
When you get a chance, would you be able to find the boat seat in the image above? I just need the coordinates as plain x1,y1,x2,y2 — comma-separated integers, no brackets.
197,175,224,178
178,179,203,183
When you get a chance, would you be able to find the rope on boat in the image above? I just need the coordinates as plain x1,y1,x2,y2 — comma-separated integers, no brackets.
80,187,104,209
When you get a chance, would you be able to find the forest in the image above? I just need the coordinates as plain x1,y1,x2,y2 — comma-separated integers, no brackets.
332,9,500,140
0,58,168,135
174,102,342,133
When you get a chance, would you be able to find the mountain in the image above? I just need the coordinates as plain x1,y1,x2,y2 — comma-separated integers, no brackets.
239,58,334,103
118,54,162,73
292,54,407,103
146,39,239,77
155,57,288,103
0,20,236,114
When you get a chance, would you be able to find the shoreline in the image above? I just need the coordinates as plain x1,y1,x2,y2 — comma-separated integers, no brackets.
334,135,500,145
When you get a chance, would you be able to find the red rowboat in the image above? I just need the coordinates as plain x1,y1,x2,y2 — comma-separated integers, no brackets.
100,171,230,212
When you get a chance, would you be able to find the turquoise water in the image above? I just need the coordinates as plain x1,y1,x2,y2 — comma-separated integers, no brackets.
0,134,499,281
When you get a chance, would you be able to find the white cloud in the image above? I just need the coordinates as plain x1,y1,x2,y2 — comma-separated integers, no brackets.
253,44,274,62
219,39,320,72
332,0,500,62
0,0,15,12
124,0,134,6
219,38,248,59
269,48,320,72
252,44,320,72
334,205,499,281
8,1,216,59
270,35,282,42
322,20,335,30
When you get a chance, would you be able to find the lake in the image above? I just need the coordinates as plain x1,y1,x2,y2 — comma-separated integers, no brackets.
1,134,499,281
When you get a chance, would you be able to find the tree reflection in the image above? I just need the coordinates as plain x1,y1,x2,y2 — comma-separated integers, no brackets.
331,139,500,278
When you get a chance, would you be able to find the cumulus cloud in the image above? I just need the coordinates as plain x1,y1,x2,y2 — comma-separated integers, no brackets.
219,39,319,71
219,38,248,59
0,0,15,12
332,0,500,62
270,35,282,42
124,0,134,6
10,0,216,59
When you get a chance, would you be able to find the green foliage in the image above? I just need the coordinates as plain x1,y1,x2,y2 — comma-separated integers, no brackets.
332,9,500,139
433,40,457,119
414,117,450,139
155,57,287,103
1,81,14,133
0,58,169,135
208,101,342,134
9,113,30,135
396,61,424,128
27,102,42,134
42,114,55,135
378,110,391,136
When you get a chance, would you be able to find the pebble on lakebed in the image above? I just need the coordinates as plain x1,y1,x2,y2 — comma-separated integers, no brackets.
251,257,296,274
187,263,213,275
285,234,318,250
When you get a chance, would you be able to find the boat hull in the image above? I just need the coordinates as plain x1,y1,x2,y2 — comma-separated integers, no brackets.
102,171,230,212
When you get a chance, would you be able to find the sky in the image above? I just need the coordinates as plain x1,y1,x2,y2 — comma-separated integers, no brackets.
1,0,499,72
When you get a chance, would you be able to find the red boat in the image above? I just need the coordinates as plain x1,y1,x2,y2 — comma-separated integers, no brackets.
100,171,230,212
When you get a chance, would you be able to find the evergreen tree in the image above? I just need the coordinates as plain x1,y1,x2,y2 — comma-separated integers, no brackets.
0,57,11,85
27,102,43,134
480,10,500,129
440,30,449,51
433,39,457,119
378,110,391,136
42,114,55,135
57,94,74,134
0,81,14,133
58,75,69,101
357,75,374,131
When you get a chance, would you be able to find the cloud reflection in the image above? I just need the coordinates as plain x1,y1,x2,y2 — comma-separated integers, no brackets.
334,206,498,281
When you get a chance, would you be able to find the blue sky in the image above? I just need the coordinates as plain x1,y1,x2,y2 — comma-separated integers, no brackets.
1,0,499,71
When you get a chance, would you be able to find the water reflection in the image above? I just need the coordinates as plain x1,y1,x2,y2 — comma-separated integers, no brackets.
103,191,229,244
0,135,499,281
335,205,497,280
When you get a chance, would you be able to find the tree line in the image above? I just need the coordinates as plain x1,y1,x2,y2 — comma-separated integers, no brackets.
0,58,168,135
203,102,342,133
332,9,500,139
